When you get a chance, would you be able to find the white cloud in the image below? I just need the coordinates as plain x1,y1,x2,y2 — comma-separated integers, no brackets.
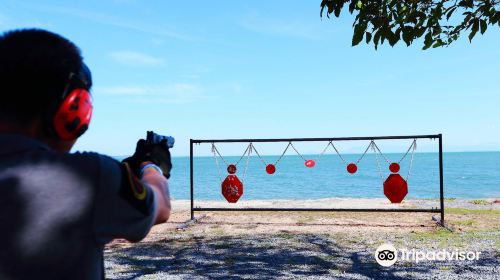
109,50,165,66
97,83,203,104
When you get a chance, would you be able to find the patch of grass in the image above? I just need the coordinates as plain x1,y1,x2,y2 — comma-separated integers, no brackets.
411,227,462,248
453,219,475,226
445,208,500,215
412,227,453,239
470,199,491,205
277,231,295,239
410,226,497,249
417,197,456,201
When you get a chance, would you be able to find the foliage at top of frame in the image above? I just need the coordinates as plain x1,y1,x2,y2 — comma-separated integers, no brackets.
320,0,500,49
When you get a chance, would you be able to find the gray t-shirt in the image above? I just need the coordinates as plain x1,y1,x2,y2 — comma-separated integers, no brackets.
0,134,157,280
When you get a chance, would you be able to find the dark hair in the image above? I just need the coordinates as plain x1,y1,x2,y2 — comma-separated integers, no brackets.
0,29,83,124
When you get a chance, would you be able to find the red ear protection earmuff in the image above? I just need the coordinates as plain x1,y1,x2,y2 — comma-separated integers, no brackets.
52,63,93,140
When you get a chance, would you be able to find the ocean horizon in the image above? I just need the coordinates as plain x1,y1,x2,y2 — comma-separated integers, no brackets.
117,151,500,201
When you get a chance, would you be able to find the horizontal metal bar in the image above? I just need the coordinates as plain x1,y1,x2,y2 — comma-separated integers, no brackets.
193,207,441,213
192,134,441,143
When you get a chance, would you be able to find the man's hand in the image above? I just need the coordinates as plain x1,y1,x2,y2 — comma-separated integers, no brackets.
123,137,172,179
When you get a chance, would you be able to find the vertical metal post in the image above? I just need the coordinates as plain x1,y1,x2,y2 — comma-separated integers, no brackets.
190,139,194,220
438,134,445,225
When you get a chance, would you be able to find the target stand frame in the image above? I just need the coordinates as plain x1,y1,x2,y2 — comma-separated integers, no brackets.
189,134,445,226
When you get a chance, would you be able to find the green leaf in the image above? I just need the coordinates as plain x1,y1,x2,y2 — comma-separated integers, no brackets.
469,19,479,41
352,24,365,46
387,29,399,46
423,31,433,49
357,1,363,9
365,32,372,44
415,27,426,37
334,5,341,17
432,39,444,48
446,7,457,20
402,26,413,46
480,19,487,34
374,29,382,46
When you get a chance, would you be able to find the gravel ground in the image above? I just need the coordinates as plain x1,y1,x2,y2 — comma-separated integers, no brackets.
104,199,500,279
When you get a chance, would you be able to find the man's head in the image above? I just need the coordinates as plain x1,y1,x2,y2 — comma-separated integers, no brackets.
0,29,92,152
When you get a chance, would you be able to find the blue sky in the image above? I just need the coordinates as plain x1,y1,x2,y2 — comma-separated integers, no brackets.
1,0,499,156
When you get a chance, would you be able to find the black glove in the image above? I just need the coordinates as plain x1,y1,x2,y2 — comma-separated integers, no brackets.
122,138,172,179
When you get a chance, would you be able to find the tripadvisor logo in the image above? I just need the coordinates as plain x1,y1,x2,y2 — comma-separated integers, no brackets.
374,244,482,267
375,244,398,267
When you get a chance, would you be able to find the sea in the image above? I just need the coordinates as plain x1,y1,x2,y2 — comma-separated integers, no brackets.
161,152,500,201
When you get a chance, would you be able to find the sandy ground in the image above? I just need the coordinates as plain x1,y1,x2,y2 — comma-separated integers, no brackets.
105,198,500,279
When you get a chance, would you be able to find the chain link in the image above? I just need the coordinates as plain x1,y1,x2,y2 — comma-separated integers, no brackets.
315,141,334,162
330,142,347,164
356,142,373,164
211,143,228,166
399,139,417,164
406,140,417,182
290,142,307,161
211,143,224,183
371,141,385,184
235,144,252,166
251,143,268,166
371,141,391,164
274,143,292,165
242,144,252,182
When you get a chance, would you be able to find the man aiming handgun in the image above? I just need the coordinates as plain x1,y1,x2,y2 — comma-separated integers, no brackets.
0,29,172,280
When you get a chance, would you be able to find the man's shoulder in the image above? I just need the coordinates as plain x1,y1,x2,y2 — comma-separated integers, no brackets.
65,151,115,163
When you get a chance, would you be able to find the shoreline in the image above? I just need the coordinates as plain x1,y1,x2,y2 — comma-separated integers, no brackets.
171,197,499,210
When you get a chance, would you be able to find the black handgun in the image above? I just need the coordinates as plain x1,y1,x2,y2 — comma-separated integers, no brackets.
146,131,175,148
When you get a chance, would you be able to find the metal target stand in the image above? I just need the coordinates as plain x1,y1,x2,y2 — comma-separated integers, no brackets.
189,134,445,226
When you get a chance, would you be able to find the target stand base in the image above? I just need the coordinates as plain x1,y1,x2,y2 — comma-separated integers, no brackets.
432,215,453,232
178,214,207,230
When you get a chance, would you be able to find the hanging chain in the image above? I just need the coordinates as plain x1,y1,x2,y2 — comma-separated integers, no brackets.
330,142,348,164
251,143,268,166
315,141,332,162
405,140,417,182
235,144,252,166
371,141,391,164
211,142,252,167
356,141,373,164
290,142,307,161
399,139,417,163
274,142,292,165
211,143,224,183
371,141,385,184
242,143,253,182
211,143,229,166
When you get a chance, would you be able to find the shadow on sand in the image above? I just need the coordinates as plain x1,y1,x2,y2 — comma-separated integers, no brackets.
103,233,497,279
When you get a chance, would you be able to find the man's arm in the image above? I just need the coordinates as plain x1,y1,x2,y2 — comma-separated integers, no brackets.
140,161,171,224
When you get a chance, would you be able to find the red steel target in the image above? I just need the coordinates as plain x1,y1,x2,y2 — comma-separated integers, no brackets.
266,164,276,174
347,163,357,174
383,173,408,203
221,175,243,203
227,164,237,174
389,162,400,173
305,160,316,168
